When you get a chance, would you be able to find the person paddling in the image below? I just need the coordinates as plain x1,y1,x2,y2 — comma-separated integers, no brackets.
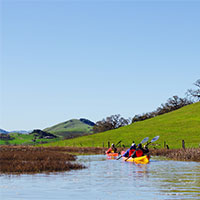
129,143,137,157
122,143,136,157
106,143,117,154
131,143,149,158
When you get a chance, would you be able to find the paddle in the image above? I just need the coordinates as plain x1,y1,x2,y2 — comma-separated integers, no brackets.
146,136,160,147
140,137,149,144
115,140,122,147
117,137,149,160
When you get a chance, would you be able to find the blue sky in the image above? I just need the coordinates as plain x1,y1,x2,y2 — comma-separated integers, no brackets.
1,0,200,131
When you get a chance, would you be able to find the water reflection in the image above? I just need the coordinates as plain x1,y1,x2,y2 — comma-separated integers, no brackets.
0,155,200,200
152,161,200,199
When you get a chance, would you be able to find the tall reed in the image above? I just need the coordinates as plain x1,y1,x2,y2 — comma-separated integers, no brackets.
150,148,200,162
0,146,85,174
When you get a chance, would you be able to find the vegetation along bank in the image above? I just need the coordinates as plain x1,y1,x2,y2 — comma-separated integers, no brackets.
0,146,86,174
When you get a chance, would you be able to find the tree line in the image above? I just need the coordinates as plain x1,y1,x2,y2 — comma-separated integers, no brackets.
93,79,200,133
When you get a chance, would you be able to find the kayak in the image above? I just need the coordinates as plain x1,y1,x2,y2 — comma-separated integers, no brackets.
122,155,150,164
106,153,119,157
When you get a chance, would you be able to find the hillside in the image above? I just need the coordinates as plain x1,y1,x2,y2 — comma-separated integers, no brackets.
41,102,200,149
0,129,8,134
0,132,60,145
10,130,32,134
43,118,95,138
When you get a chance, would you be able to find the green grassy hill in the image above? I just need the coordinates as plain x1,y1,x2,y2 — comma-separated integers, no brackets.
43,118,95,138
0,118,95,145
0,133,60,145
41,102,200,149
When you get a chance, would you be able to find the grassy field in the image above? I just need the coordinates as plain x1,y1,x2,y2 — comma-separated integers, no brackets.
0,133,60,145
41,102,200,149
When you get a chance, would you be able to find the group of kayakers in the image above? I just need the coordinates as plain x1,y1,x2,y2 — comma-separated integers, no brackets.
106,142,149,158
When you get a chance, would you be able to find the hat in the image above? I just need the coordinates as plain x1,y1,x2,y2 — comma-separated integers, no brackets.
131,144,136,149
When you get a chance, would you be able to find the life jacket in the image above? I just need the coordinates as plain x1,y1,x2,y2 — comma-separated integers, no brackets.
106,148,112,154
135,149,143,157
112,147,117,153
129,149,135,157
123,149,130,157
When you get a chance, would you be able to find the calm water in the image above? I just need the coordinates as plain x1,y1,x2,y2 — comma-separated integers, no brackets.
1,155,200,200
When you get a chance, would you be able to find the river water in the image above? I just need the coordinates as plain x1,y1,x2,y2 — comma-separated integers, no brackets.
1,155,200,200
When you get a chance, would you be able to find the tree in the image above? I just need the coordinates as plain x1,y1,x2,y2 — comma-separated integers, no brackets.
187,79,200,101
132,95,192,123
156,96,192,114
93,114,130,133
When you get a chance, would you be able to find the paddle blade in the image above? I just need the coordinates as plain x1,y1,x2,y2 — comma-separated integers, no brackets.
141,137,149,144
151,136,159,143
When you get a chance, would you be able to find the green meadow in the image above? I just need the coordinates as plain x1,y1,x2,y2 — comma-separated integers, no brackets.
0,133,60,145
41,102,200,149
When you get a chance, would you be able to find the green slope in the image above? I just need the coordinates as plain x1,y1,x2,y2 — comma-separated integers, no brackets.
43,119,94,138
0,133,60,145
41,102,200,149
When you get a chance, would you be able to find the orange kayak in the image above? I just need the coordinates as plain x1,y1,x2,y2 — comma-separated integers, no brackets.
106,153,119,157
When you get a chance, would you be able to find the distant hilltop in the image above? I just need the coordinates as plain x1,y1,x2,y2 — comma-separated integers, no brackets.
79,118,95,126
0,118,96,141
0,129,32,134
43,118,96,139
0,129,9,134
10,130,32,134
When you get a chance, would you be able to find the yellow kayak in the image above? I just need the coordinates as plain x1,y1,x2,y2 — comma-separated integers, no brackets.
122,155,150,164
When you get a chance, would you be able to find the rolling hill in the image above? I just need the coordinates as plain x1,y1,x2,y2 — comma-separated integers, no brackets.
0,118,95,145
43,118,95,138
0,129,9,134
0,132,60,145
41,102,200,149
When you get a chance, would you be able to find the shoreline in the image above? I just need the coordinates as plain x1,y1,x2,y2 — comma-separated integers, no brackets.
150,148,200,162
0,146,86,174
1,146,199,174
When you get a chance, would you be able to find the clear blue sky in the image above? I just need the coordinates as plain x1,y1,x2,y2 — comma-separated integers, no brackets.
1,0,200,131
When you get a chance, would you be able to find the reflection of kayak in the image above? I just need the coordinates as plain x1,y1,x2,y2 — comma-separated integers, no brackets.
106,153,119,157
122,155,150,164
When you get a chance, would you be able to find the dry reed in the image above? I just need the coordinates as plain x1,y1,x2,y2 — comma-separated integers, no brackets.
0,146,85,174
150,148,200,162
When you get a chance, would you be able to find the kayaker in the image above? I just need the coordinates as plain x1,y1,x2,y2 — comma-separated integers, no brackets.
122,144,136,157
129,143,136,156
106,143,117,154
143,145,149,154
131,143,149,158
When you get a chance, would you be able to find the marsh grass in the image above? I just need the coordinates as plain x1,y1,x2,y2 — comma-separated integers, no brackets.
43,146,107,154
0,146,85,174
151,148,200,162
